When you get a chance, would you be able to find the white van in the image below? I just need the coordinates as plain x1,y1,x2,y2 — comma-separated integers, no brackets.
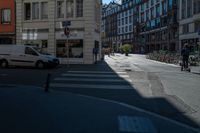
0,44,59,68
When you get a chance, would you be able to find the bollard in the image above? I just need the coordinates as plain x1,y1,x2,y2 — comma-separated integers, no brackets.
44,73,51,92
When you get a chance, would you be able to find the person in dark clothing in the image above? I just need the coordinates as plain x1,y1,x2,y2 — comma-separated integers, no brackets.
181,44,190,69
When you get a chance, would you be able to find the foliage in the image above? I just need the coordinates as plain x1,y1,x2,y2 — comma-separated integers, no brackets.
121,44,131,53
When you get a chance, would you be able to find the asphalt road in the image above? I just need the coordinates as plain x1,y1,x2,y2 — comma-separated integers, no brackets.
106,54,200,128
0,54,200,131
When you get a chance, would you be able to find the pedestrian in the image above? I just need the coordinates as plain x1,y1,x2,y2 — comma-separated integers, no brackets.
93,47,98,64
181,44,190,69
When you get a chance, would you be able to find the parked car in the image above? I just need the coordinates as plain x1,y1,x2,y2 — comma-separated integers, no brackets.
0,44,59,69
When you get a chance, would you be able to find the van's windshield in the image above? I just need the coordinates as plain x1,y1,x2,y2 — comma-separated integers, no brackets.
33,47,51,55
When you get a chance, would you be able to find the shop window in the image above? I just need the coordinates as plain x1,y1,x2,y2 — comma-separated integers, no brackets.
24,3,31,20
1,9,11,24
42,40,48,48
56,40,83,58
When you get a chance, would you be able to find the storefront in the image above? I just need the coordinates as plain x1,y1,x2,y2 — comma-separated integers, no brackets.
56,39,83,58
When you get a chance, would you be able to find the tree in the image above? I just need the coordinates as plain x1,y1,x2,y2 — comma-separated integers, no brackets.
121,44,131,56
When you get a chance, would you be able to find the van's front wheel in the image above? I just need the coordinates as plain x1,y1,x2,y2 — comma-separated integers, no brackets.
0,60,8,68
36,61,45,69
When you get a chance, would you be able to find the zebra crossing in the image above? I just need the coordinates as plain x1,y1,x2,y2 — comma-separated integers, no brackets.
50,70,133,90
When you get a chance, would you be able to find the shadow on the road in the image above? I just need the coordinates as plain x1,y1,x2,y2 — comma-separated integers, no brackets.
50,61,200,129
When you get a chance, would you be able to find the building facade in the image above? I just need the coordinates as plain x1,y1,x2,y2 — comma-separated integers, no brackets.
102,2,120,51
0,0,15,44
118,0,135,52
137,0,179,53
179,0,200,53
16,0,101,64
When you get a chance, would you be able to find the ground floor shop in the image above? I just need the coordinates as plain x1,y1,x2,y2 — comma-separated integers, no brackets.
21,31,100,64
0,34,15,44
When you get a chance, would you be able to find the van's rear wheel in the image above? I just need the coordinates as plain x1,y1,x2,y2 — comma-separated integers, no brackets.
36,61,45,69
0,60,8,68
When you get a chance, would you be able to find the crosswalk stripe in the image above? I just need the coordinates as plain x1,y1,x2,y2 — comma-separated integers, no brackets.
68,71,126,74
50,83,133,89
62,73,130,78
118,116,156,133
54,78,132,83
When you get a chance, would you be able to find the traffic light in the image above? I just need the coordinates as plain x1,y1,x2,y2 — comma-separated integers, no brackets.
64,27,70,36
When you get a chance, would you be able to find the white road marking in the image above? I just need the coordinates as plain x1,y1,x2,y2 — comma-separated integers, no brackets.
62,73,130,78
54,78,132,83
50,83,133,89
118,116,156,133
68,71,126,74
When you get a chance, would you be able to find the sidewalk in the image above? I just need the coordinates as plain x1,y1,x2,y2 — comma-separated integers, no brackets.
191,66,200,74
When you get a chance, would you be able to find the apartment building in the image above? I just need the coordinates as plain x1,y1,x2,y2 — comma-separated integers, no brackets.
179,0,200,53
0,0,15,44
137,0,179,53
102,2,120,51
118,0,134,51
15,0,101,64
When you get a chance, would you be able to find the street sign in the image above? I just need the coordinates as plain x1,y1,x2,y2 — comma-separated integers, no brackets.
62,21,71,27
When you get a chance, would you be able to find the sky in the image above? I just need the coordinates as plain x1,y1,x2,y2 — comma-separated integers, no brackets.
103,0,111,4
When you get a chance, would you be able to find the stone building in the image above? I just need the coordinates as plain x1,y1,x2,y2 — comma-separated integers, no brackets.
179,0,200,53
137,0,179,53
15,0,101,64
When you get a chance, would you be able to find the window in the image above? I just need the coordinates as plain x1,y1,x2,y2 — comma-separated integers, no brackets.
24,3,31,20
125,26,128,32
151,0,154,5
182,0,186,19
1,9,11,24
76,0,83,17
141,13,144,22
129,16,132,23
66,0,74,18
41,2,48,19
162,0,167,15
141,4,144,11
194,0,200,14
56,40,83,58
57,1,64,18
156,4,160,17
25,47,38,56
129,25,132,31
122,18,124,25
146,10,149,21
151,8,154,19
32,2,39,19
168,0,173,10
125,17,128,24
183,24,189,34
195,22,200,32
146,2,149,8
187,0,192,18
